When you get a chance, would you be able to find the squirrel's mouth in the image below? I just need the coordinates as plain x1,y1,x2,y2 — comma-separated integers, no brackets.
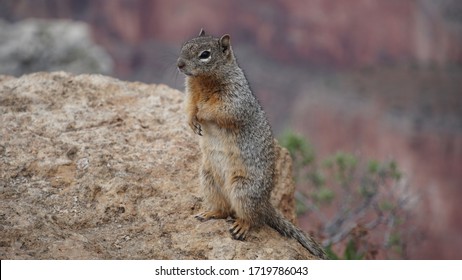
178,68,193,76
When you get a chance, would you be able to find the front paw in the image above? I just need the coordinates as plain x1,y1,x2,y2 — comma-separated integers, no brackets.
188,117,203,136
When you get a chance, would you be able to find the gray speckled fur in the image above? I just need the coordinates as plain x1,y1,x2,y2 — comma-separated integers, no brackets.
178,31,327,259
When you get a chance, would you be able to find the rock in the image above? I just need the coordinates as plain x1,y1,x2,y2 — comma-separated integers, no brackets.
0,72,315,259
0,19,113,76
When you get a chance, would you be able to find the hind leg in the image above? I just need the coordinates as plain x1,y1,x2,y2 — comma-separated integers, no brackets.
195,164,231,222
228,176,264,240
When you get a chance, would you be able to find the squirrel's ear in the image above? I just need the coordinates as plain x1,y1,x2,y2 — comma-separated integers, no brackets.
199,28,206,37
219,34,231,52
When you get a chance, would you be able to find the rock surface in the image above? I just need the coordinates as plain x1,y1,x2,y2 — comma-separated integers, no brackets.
0,19,113,76
0,72,314,259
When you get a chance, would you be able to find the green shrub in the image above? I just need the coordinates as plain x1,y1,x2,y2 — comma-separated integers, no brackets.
280,131,412,259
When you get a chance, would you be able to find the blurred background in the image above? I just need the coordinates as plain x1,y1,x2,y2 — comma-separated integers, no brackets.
0,0,461,259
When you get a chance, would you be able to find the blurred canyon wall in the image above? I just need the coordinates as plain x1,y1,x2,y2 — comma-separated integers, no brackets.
2,0,461,67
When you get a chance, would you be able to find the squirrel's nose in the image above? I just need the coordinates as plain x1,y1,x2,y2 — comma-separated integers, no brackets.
177,60,186,69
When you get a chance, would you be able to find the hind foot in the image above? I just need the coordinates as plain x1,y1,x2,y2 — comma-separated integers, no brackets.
229,218,251,241
195,210,228,222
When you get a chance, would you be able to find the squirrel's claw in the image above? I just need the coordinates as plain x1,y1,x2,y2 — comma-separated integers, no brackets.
189,118,203,136
195,210,228,221
229,219,250,241
195,124,203,136
195,213,208,222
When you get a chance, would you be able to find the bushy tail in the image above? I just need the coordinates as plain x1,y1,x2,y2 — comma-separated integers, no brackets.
265,207,328,259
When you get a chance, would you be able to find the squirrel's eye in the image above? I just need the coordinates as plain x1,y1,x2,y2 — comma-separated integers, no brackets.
199,50,211,60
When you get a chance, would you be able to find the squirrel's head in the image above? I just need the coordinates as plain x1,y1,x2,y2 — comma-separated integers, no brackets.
177,29,235,77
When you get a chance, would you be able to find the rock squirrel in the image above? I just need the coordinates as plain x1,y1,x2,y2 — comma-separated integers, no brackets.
177,29,327,259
